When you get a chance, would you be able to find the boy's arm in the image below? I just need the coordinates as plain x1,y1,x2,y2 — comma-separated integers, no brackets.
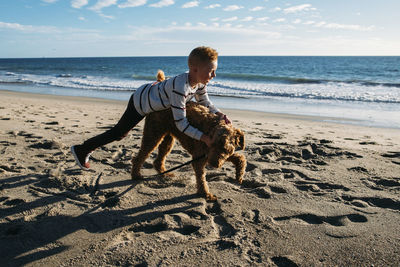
194,85,220,114
195,86,231,124
170,77,204,141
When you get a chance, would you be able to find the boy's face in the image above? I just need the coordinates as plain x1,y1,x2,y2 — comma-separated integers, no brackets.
195,60,218,85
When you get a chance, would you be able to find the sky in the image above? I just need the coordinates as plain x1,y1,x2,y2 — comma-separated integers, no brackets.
0,0,399,58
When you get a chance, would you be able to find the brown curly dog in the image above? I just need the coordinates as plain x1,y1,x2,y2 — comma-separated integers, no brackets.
131,101,246,201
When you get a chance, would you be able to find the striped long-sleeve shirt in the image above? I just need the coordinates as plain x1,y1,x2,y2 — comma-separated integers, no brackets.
133,72,220,140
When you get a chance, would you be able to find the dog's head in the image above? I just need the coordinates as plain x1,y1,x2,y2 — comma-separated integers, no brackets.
207,123,245,168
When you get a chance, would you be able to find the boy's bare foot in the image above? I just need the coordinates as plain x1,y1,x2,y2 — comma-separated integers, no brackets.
71,145,91,171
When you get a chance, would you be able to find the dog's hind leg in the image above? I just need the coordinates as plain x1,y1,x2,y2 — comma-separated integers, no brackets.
192,157,217,201
153,133,175,176
227,153,246,184
131,131,165,180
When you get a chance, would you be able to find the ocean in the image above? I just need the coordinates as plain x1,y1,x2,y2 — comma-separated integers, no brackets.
0,56,399,128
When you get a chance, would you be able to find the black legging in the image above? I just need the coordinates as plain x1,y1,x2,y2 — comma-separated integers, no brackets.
80,94,144,152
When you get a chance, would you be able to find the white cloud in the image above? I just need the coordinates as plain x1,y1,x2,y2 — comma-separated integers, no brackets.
205,4,220,9
303,20,315,25
223,5,243,11
118,0,147,8
270,7,281,12
126,24,282,43
256,17,269,21
0,21,101,35
182,1,199,8
273,18,286,23
149,0,174,8
222,17,238,22
257,17,269,22
314,21,326,27
42,0,58,3
210,17,220,22
78,16,86,21
283,4,316,14
99,13,115,19
323,23,375,31
0,21,59,33
293,19,302,24
197,22,207,27
89,0,117,11
250,6,264,12
71,0,88,9
242,16,254,22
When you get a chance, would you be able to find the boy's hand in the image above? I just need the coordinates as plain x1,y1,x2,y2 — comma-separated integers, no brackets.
216,112,231,124
200,134,212,147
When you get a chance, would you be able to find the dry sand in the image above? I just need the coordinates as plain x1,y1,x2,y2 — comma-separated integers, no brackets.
0,90,399,266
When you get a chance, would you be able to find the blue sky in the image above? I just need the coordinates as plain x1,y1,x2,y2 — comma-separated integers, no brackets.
1,0,399,57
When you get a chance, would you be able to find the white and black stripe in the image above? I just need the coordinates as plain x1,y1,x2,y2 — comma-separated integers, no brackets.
133,72,220,141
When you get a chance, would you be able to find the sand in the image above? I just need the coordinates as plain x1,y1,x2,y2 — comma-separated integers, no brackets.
0,90,399,266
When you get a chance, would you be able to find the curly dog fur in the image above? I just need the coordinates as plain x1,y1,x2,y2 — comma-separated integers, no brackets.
131,101,246,201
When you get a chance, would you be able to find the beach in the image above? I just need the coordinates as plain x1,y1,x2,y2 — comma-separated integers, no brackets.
1,89,399,266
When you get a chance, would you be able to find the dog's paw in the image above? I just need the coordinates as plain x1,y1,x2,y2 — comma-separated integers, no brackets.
205,193,218,201
197,190,217,201
161,172,175,178
131,173,144,180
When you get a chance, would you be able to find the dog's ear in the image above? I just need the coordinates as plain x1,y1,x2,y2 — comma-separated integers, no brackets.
235,129,245,150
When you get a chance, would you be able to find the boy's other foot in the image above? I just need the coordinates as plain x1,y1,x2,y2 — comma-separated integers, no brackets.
71,145,91,171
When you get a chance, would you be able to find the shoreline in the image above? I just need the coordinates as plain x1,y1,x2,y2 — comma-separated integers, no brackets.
1,88,398,130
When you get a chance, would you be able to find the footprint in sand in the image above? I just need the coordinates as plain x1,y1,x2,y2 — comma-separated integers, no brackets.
270,256,299,267
274,212,367,227
43,121,59,125
271,212,369,240
3,198,26,206
382,151,400,158
348,166,368,173
342,195,400,211
0,140,17,146
381,151,400,165
101,191,120,208
293,180,350,194
206,201,237,238
0,163,24,173
129,213,201,236
242,209,263,224
281,168,316,181
361,177,400,191
369,177,400,188
359,141,377,145
28,140,65,150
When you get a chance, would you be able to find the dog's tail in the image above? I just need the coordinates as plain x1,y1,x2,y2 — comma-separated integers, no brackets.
156,70,165,82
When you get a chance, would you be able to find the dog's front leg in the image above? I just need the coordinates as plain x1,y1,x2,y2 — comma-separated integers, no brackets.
153,134,175,176
192,157,217,201
227,153,246,184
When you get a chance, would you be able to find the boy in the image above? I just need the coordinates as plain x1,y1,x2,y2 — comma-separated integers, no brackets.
71,46,231,170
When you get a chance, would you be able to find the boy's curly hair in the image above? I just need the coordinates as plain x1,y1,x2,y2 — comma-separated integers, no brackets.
188,46,218,67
